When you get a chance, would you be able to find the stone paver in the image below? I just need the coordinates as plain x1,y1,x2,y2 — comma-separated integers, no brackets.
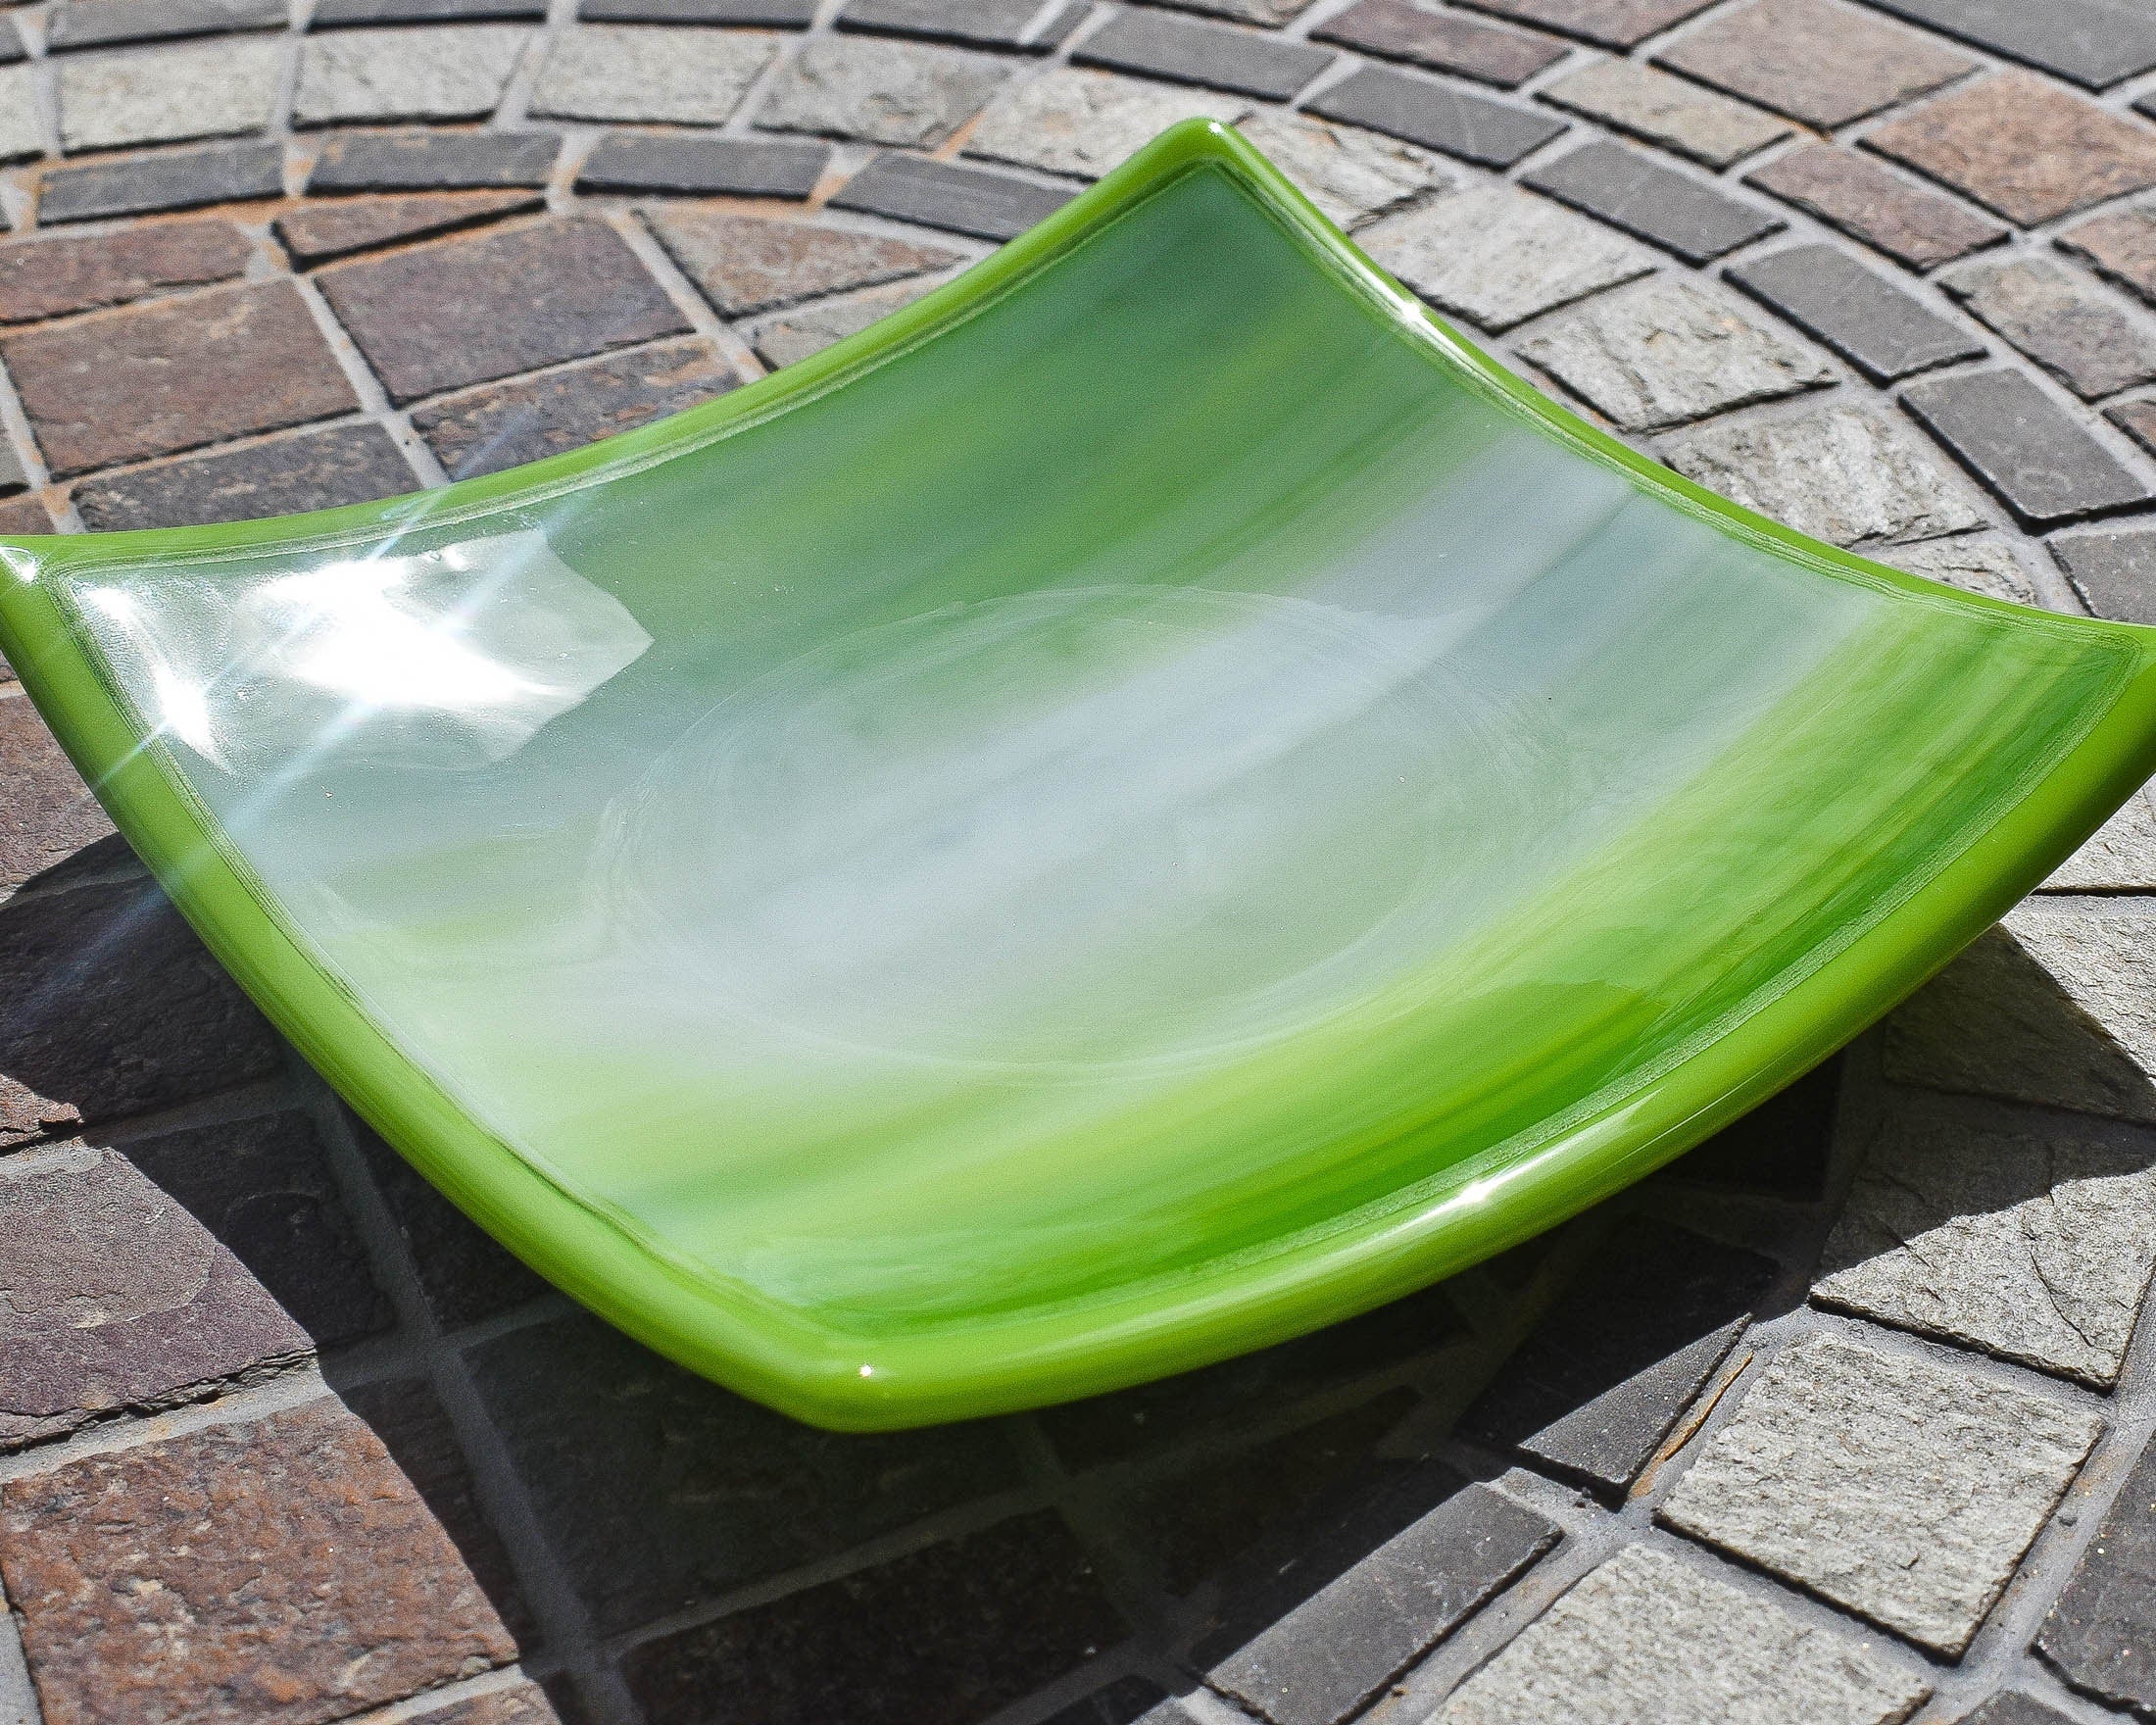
292,25,529,126
72,422,417,529
1306,64,1568,169
1232,113,1452,229
274,189,541,267
1430,1542,1931,1725
757,36,1014,148
1539,60,1789,170
831,152,1073,239
2045,774,2156,888
1659,401,1987,546
964,70,1246,182
2034,1431,2156,1715
1524,140,1784,264
1942,255,2156,401
529,25,779,123
0,220,250,322
645,209,959,317
1514,278,1835,431
2052,524,2156,625
349,1117,551,1329
1658,1330,2101,1653
1744,142,2006,272
1867,0,2156,89
1654,0,1973,127
838,0,1087,51
0,64,40,162
1313,0,1568,88
1360,183,1654,331
1728,243,1982,383
1886,533,2042,604
47,0,285,52
0,698,113,888
1453,0,1716,49
308,129,560,191
56,38,284,153
37,140,285,223
2057,203,2156,309
577,132,830,197
1901,368,2152,527
0,1398,515,1725
1074,11,1335,102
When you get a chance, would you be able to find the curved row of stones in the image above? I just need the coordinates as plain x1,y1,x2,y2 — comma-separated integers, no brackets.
0,1,2152,1725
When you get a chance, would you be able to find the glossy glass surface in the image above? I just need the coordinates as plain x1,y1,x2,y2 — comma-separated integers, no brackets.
4,123,2154,1428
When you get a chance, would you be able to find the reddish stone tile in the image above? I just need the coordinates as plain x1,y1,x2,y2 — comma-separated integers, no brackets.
1312,0,1568,88
642,208,961,318
1865,72,2156,226
1654,0,1971,126
72,421,417,531
2059,204,2156,307
1453,0,1715,49
0,219,251,324
0,1143,308,1451
315,217,690,404
1745,142,2007,270
0,1397,515,1725
370,1683,564,1724
0,281,360,477
273,189,544,268
412,338,741,478
0,695,114,892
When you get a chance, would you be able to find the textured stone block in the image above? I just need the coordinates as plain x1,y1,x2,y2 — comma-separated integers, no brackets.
1074,11,1334,101
1654,0,1971,126
468,1311,1022,1631
0,66,41,163
0,1143,308,1451
1540,60,1788,169
1515,279,1834,431
316,217,687,404
275,190,540,267
1360,183,1653,332
1140,0,1321,22
415,338,742,477
1463,1216,1776,1496
748,280,923,365
47,0,285,51
1901,368,2152,527
756,36,1014,148
620,1511,1126,1725
293,25,530,126
1866,0,2156,90
38,140,284,222
0,698,115,890
1865,73,2156,226
73,423,417,529
1524,139,1783,264
645,209,958,318
2044,775,2156,888
1658,1330,2101,1653
309,129,561,191
1745,143,2005,271
838,0,1087,51
1660,402,1986,547
1430,1543,1930,1725
964,69,1245,182
0,220,250,323
1815,1110,2156,1387
575,132,829,197
1940,256,2156,401
0,1397,515,1725
1307,64,1567,168
313,0,544,20
2034,1432,2156,1715
57,37,283,153
1886,535,2040,606
832,153,1073,241
1233,113,1451,229
581,0,812,18
1727,243,1983,382
3,280,358,475
1313,0,1568,88
2053,525,2156,626
1448,0,1715,48
529,25,779,124
1953,1698,2082,1725
2059,205,2156,309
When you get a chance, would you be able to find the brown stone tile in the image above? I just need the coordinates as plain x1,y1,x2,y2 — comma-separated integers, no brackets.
2108,396,2156,459
1746,142,2007,270
0,496,53,538
0,1143,309,1451
0,695,114,892
0,219,252,324
1941,254,2156,400
412,338,741,478
1453,0,1716,50
2060,204,2156,307
643,208,961,318
72,422,417,530
315,217,690,404
1,281,360,477
1865,72,2156,226
1653,0,1971,127
274,189,544,268
0,1396,515,1725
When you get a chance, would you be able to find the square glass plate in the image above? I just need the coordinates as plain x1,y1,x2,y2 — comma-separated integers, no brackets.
3,123,2154,1428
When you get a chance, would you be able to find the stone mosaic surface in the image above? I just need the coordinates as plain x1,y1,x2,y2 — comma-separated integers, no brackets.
0,2,2150,1723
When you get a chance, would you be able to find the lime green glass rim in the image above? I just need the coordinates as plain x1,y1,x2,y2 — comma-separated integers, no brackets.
1,119,2153,1430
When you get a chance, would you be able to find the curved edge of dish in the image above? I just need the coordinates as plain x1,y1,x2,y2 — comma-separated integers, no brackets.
1,119,2155,1428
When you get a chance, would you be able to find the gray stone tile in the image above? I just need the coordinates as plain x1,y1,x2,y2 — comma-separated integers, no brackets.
1745,143,2006,273
530,25,780,124
1197,1468,1560,1725
1539,60,1789,170
1514,278,1834,431
1727,243,1983,384
838,0,1087,51
1901,369,2153,527
1449,0,1717,49
964,70,1244,182
1815,1109,2156,1386
0,66,39,164
1940,255,2156,402
1524,140,1784,265
1141,0,1323,22
756,36,1014,148
313,0,544,21
1652,0,1973,129
581,0,814,19
0,16,21,64
2034,1432,2156,1716
1461,1217,1778,1498
1073,11,1333,101
57,37,284,153
1658,1330,2101,1654
743,273,945,368
2052,524,2156,625
1885,905,2156,1125
308,129,561,191
47,0,284,52
1313,0,1568,90
1429,1542,1930,1725
1359,183,1654,332
1306,64,1568,170
1883,534,2040,605
38,140,285,222
1233,113,1453,230
831,153,1073,240
72,422,417,528
1866,0,2156,90
1955,1697,2081,1725
645,208,959,317
292,25,530,126
577,132,830,198
2043,777,2156,890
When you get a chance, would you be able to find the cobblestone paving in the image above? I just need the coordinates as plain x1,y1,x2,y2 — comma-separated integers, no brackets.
0,2,2152,1723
